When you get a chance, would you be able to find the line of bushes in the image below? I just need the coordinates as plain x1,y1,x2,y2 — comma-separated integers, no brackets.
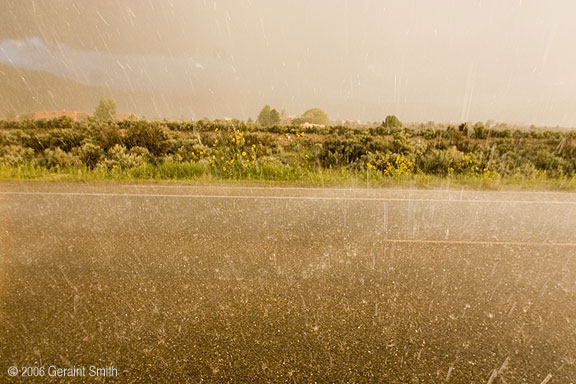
1,118,576,183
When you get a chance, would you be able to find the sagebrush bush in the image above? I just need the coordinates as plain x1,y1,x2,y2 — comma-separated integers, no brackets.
391,131,427,157
1,119,576,183
318,138,367,167
123,120,172,156
45,129,86,152
364,152,415,176
100,144,148,169
90,123,123,151
0,145,35,166
39,148,82,168
419,146,481,176
494,151,529,177
74,143,104,169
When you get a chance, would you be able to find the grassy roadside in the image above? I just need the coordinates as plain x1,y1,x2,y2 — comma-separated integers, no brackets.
2,163,576,191
4,119,576,193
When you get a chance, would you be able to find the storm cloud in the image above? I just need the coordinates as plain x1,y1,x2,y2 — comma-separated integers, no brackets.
1,0,576,124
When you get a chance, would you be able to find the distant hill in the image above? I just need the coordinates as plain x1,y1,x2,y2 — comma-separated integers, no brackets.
0,63,230,120
0,63,115,118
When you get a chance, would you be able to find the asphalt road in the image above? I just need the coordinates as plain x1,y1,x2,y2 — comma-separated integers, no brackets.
2,182,576,246
1,182,575,383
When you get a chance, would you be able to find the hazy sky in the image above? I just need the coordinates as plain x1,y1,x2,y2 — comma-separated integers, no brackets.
1,0,576,125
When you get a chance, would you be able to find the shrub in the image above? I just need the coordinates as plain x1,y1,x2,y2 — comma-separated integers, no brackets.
173,140,199,162
123,120,171,156
43,129,86,152
2,118,576,184
2,130,30,147
244,132,278,151
364,152,414,176
527,148,569,177
420,146,481,176
391,131,427,156
100,144,148,169
90,123,123,151
75,143,104,169
0,145,35,165
494,151,528,177
39,148,82,168
318,138,367,167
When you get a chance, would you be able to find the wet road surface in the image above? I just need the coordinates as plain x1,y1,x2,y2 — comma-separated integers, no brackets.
1,182,575,383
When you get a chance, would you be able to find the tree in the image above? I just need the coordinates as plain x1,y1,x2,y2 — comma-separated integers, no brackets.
257,105,280,126
257,105,271,125
94,98,117,120
269,108,280,125
472,122,487,139
300,108,330,125
383,115,402,128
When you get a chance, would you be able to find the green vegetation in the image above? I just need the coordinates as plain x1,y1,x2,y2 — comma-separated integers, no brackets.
94,98,117,121
257,105,281,126
383,114,402,128
294,107,330,125
1,117,576,189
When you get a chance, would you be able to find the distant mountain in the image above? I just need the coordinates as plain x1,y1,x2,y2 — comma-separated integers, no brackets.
0,62,112,118
0,63,238,120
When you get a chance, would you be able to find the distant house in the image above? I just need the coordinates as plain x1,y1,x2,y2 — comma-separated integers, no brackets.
334,120,364,127
300,122,325,129
114,113,133,121
280,116,296,125
31,110,91,122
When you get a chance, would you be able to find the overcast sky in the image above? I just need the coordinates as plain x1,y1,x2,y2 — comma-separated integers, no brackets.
1,0,576,125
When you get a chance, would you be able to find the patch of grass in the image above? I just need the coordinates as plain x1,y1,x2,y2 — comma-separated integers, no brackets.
2,164,576,191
